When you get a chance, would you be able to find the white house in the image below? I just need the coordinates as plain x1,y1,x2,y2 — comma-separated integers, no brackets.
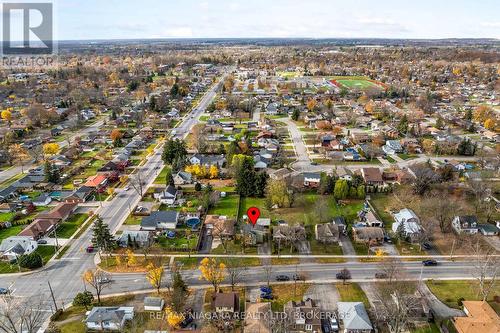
154,185,177,205
392,208,422,240
337,302,373,333
452,215,479,234
173,171,192,186
85,307,134,331
144,297,165,311
0,236,38,261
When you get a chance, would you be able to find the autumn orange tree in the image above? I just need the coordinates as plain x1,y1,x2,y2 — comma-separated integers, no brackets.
199,257,226,292
110,129,123,146
306,98,317,112
146,261,164,294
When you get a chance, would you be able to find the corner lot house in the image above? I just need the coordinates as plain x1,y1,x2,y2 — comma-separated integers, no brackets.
85,307,134,331
0,236,38,261
337,302,373,333
452,215,479,234
141,211,179,231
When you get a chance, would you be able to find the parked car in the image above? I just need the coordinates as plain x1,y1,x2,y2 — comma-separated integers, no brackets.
37,239,48,245
260,293,273,300
422,242,432,250
292,274,305,281
422,259,438,266
260,286,272,294
0,288,9,295
124,186,130,191
275,275,290,281
375,272,388,279
86,245,95,253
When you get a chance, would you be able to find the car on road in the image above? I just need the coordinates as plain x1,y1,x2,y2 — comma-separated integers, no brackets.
422,259,438,266
375,272,388,279
0,288,9,295
292,274,305,281
97,276,112,284
311,162,318,166
336,270,351,280
275,275,290,281
86,245,95,253
124,186,130,191
37,239,48,245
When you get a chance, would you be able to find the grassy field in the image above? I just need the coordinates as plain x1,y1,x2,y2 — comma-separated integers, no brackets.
36,245,57,263
336,282,370,308
208,194,239,218
331,76,385,91
54,214,89,239
426,280,500,311
153,165,169,184
268,283,310,311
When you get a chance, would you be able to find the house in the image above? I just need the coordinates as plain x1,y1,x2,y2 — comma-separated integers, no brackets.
0,185,17,202
141,211,179,231
283,299,322,333
0,236,38,261
19,218,58,239
36,202,77,223
155,185,178,205
361,168,384,186
359,210,383,227
392,208,422,241
453,301,500,333
85,307,134,331
335,167,352,181
315,223,340,244
65,186,94,203
189,154,226,168
144,297,165,312
204,215,235,239
173,171,192,185
213,292,239,313
32,193,52,206
477,224,499,236
273,224,307,242
303,172,321,188
452,215,479,234
351,132,370,144
382,140,403,155
48,154,72,167
84,174,109,189
352,226,384,244
118,230,153,248
332,216,347,234
98,161,122,173
337,302,373,333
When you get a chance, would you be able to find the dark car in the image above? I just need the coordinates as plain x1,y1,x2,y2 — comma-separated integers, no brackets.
336,271,351,280
422,242,432,250
275,275,290,281
375,272,388,279
260,286,272,294
422,259,438,266
37,239,48,245
311,162,318,166
180,313,193,328
86,246,95,253
260,293,273,300
0,288,9,295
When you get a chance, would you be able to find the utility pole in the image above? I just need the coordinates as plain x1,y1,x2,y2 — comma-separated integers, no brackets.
48,281,58,311
449,239,456,261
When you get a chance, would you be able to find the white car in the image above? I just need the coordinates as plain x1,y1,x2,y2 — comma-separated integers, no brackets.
124,186,130,191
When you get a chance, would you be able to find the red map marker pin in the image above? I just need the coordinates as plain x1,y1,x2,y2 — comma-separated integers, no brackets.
247,207,260,226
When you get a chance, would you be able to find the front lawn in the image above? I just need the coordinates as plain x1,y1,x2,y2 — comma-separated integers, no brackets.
426,280,500,310
54,214,89,239
397,153,418,160
157,232,198,252
369,194,393,229
36,245,57,263
269,283,310,312
336,282,370,308
153,165,169,184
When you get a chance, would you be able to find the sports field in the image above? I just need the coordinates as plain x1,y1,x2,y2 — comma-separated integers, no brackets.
330,76,386,91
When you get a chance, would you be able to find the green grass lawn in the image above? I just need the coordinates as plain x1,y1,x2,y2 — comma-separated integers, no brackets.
397,153,418,160
175,257,200,270
331,76,385,91
369,194,393,229
153,165,169,184
36,245,57,263
124,214,142,225
426,280,500,310
157,234,198,251
412,323,440,333
0,225,24,241
0,212,17,223
386,156,397,163
208,194,239,218
54,214,89,239
59,321,85,333
336,282,370,308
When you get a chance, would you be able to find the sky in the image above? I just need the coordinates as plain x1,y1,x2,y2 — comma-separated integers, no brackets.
5,0,500,40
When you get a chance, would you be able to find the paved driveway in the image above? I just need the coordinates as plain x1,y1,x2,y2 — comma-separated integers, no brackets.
304,284,340,312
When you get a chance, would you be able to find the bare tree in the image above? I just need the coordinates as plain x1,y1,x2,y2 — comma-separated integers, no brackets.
129,169,145,197
378,257,404,283
468,238,498,301
263,264,273,288
375,280,421,333
83,269,111,304
224,258,247,291
0,296,46,333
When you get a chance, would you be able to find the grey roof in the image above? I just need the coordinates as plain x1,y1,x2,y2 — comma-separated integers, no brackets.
85,307,125,324
337,302,373,330
175,171,192,182
144,297,164,307
119,230,150,244
141,211,179,228
0,185,17,198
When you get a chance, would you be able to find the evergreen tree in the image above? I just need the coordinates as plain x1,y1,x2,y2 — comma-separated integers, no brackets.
91,216,115,253
333,179,349,200
254,172,269,197
162,139,187,164
397,114,409,135
291,109,300,121
235,156,257,197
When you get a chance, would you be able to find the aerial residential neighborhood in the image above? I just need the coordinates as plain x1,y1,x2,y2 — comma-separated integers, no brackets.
0,1,498,333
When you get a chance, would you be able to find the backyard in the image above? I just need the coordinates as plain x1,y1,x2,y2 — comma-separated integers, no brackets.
426,280,500,311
